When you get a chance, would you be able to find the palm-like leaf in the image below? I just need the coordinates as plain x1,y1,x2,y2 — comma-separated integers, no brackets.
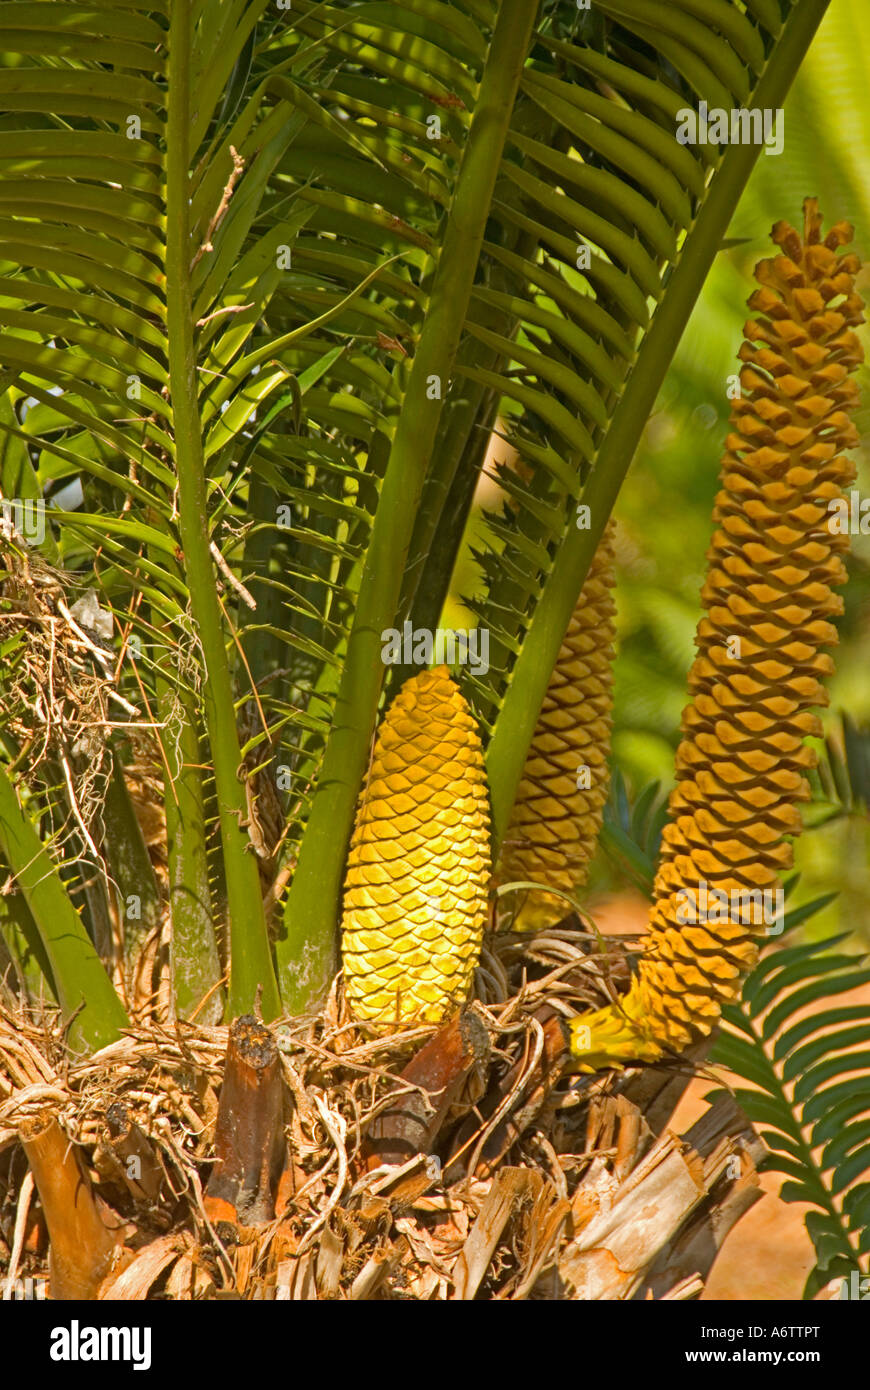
600,769,668,897
807,713,870,826
0,0,337,1024
712,897,870,1296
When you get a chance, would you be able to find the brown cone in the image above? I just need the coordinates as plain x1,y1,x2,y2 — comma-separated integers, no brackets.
570,199,864,1068
497,520,616,930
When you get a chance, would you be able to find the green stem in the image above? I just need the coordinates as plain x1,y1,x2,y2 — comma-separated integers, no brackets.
154,666,224,1025
0,887,55,1004
239,473,285,691
0,764,128,1051
397,107,561,645
278,0,541,1011
102,747,163,984
396,356,496,643
407,387,495,643
166,2,280,1021
486,0,831,847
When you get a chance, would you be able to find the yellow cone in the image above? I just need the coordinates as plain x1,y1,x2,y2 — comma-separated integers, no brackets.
571,200,864,1069
341,665,491,1027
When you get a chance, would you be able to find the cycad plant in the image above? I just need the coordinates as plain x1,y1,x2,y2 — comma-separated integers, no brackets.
0,0,836,1045
0,0,867,1302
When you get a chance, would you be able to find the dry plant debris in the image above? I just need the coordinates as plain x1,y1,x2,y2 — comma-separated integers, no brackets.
0,923,763,1300
0,528,137,794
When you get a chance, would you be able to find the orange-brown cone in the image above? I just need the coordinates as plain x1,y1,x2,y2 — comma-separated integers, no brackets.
570,200,864,1069
497,520,616,930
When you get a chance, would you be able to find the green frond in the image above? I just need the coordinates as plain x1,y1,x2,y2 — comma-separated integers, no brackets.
600,770,668,897
712,898,870,1296
472,0,832,844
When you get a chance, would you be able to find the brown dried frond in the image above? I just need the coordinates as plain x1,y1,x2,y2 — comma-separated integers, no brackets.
0,531,141,841
0,923,633,1300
